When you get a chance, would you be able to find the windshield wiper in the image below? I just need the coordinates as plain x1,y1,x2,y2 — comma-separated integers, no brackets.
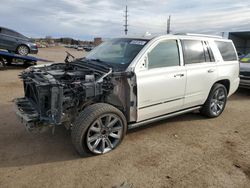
76,58,111,72
85,58,112,68
89,58,102,62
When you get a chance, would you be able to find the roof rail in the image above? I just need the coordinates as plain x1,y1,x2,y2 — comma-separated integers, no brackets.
175,33,223,39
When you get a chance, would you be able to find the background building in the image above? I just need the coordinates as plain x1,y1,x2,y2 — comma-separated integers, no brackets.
93,37,102,46
228,31,250,55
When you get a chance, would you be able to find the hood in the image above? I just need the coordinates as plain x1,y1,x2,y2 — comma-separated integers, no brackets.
21,62,111,86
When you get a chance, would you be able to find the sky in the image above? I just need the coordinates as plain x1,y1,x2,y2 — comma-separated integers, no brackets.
0,0,250,40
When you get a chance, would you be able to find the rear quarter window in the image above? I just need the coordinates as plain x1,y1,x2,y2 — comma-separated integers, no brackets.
1,29,12,35
215,41,237,61
1,29,23,38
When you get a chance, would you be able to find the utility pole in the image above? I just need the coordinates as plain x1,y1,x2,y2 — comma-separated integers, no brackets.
221,32,225,38
167,15,171,34
124,5,128,35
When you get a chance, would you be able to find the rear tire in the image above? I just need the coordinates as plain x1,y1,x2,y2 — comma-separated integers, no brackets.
201,83,227,118
71,103,127,156
17,45,29,56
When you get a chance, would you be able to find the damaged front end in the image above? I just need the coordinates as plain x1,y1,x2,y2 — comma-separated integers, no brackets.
15,60,113,132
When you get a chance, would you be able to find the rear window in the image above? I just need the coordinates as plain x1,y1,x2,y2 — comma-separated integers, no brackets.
215,41,237,61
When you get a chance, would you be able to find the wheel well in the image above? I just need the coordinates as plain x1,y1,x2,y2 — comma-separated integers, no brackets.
104,95,128,119
215,79,230,94
16,44,30,53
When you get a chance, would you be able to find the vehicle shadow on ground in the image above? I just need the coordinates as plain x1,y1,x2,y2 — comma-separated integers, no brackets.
0,89,247,168
229,88,250,101
128,111,204,134
0,103,81,168
0,104,206,168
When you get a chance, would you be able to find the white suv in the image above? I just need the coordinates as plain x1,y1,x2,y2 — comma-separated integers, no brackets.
15,34,239,156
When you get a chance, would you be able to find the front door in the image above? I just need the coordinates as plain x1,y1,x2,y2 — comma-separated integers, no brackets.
135,39,186,122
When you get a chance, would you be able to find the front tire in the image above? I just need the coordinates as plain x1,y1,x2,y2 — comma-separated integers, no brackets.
201,83,227,118
71,103,127,156
17,45,29,56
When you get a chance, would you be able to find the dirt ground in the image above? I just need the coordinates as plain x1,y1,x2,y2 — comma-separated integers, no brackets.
0,46,249,188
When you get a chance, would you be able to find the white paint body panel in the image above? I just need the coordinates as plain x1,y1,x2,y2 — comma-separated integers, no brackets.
127,35,239,123
183,62,218,108
136,66,186,121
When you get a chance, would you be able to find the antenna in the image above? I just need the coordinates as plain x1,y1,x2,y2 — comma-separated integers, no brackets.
167,15,171,34
124,5,128,35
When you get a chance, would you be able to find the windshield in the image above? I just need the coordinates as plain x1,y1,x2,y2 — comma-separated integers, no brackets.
85,38,148,70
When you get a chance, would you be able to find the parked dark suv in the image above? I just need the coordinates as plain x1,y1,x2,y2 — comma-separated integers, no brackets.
0,26,38,56
239,53,250,88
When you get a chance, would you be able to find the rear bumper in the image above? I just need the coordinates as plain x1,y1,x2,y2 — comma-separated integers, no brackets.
228,77,240,96
26,43,38,54
29,47,38,54
239,78,250,89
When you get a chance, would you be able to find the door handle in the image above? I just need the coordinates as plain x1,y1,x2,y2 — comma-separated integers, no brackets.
207,69,215,73
174,73,184,77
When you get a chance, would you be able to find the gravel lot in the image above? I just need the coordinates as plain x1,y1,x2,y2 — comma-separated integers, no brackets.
0,46,249,188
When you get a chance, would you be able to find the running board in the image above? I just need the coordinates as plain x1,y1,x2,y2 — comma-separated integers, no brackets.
128,106,202,129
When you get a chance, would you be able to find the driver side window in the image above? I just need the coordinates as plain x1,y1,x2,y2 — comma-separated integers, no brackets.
148,40,180,69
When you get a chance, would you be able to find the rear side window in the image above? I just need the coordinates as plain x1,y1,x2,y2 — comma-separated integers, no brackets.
1,29,8,35
215,41,237,61
148,40,180,69
1,29,23,38
12,31,24,38
182,40,205,64
1,29,14,36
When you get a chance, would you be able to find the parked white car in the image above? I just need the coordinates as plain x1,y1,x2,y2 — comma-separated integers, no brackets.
15,34,239,156
77,46,84,51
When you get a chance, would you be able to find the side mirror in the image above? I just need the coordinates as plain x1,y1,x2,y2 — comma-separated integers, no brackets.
134,55,148,72
125,71,135,78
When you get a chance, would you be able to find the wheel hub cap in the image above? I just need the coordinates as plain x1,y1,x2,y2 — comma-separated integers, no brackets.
86,114,123,154
210,88,226,115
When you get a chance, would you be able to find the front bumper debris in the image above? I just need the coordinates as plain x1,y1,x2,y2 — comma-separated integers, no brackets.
15,98,48,132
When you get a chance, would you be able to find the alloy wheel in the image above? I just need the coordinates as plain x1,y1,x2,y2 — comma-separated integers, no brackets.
210,88,226,116
18,46,29,56
86,113,123,154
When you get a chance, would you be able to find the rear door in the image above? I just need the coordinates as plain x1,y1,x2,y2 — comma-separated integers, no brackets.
135,39,186,122
181,39,218,108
